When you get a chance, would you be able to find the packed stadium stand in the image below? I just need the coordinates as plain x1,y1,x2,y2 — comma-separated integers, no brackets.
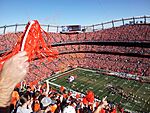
0,16,150,113
0,20,150,82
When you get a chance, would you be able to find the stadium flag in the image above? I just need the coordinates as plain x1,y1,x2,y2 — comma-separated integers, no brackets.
0,20,58,70
82,97,88,105
86,90,95,103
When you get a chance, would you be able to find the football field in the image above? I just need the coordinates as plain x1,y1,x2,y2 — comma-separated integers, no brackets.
47,67,150,112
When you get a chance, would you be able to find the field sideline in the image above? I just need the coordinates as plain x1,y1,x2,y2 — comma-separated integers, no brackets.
47,67,150,112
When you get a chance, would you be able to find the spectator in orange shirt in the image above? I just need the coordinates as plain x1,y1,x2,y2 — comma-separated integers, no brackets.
10,88,20,110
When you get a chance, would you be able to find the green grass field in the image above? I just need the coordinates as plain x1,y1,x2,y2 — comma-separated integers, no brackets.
47,67,150,113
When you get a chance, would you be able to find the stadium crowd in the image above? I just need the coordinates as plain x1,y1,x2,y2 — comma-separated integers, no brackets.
28,52,149,82
7,80,120,113
0,23,150,113
0,52,148,113
49,24,150,43
1,24,150,49
0,52,120,113
0,24,149,81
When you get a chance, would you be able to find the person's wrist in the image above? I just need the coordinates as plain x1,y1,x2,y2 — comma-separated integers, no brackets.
0,76,16,107
0,72,18,88
97,105,103,110
98,102,106,109
0,87,13,107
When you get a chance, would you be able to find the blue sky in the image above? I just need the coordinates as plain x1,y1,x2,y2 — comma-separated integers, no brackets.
0,0,150,26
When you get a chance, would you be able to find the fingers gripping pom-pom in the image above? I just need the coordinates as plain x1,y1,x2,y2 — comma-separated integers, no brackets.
0,20,58,69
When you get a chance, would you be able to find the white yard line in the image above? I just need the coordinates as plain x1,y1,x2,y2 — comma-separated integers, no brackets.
141,94,150,110
121,83,137,109
111,79,126,102
48,81,100,102
130,83,145,111
48,68,77,80
98,76,121,98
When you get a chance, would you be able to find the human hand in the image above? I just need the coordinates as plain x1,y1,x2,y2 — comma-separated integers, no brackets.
93,96,108,113
101,96,108,108
0,51,29,107
0,51,29,85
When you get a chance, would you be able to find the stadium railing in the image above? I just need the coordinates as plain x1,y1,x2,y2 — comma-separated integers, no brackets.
0,15,150,34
